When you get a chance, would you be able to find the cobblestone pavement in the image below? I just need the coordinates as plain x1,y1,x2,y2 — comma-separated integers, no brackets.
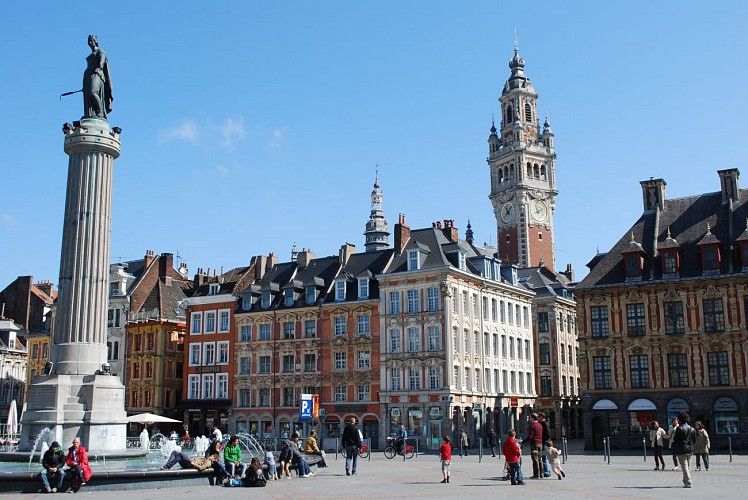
10,450,747,499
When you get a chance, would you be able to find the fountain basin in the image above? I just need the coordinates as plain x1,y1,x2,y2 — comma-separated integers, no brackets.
0,467,219,493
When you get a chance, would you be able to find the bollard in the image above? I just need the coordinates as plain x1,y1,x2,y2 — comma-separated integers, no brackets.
606,436,611,465
416,438,419,457
562,437,567,464
335,437,339,461
729,436,733,462
403,438,407,462
643,437,647,462
602,437,607,461
479,437,483,463
367,437,371,462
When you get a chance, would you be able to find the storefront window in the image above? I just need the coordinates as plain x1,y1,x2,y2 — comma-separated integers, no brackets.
608,413,620,435
236,420,248,434
280,421,291,438
666,398,689,424
390,408,402,436
408,408,423,436
249,421,258,436
262,419,273,436
714,397,739,435
325,420,340,438
628,411,654,433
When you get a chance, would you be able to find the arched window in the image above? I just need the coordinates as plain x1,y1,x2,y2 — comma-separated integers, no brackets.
540,165,547,181
527,162,533,178
525,103,532,122
498,168,504,183
534,164,540,178
505,106,513,125
509,164,515,179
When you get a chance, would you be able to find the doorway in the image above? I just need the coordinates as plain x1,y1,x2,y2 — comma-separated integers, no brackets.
592,415,604,450
429,421,442,450
364,421,379,450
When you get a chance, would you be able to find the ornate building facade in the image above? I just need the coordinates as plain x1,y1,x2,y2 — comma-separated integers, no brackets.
577,170,748,450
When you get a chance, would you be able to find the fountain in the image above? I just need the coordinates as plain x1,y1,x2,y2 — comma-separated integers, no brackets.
194,436,210,457
26,428,56,467
38,443,49,465
140,429,149,451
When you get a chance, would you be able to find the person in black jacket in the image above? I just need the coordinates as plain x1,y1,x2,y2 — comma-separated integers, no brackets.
341,418,362,476
40,441,66,493
672,411,697,488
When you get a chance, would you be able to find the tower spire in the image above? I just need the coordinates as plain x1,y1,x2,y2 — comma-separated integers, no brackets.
364,171,390,252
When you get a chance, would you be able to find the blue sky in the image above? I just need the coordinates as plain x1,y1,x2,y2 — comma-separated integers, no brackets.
1,1,747,291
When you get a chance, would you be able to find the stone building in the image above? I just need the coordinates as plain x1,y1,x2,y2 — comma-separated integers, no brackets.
378,215,536,450
486,45,580,441
576,170,748,450
0,318,27,430
181,264,255,437
125,252,192,427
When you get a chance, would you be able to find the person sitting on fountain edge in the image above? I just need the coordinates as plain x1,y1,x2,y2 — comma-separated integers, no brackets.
65,437,92,492
223,435,247,478
40,441,66,493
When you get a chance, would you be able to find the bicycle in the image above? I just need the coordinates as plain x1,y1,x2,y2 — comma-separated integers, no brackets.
383,437,414,459
341,443,370,459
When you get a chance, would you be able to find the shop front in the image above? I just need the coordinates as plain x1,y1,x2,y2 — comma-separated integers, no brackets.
589,398,619,450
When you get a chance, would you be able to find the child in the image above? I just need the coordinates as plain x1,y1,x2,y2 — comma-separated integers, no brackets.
537,439,565,480
439,436,452,483
264,444,278,480
502,429,524,485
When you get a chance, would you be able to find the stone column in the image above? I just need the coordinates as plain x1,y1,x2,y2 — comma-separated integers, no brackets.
53,117,121,375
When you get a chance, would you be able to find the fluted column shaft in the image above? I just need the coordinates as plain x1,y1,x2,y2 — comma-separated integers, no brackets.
53,118,121,375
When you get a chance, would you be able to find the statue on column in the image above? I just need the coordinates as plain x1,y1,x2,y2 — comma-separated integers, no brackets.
83,35,113,119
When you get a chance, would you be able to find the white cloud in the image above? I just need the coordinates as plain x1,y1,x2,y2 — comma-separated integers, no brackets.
159,120,199,143
1,213,17,227
220,117,246,149
268,128,286,149
212,164,229,177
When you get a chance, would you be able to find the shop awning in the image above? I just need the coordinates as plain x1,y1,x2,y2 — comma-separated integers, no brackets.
592,399,618,410
627,399,656,411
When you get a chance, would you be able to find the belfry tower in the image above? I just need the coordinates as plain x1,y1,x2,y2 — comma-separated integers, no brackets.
364,174,390,252
488,43,557,269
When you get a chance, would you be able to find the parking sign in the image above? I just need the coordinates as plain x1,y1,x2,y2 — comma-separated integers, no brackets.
300,393,313,420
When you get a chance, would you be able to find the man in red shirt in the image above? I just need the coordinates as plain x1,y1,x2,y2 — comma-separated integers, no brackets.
525,413,543,478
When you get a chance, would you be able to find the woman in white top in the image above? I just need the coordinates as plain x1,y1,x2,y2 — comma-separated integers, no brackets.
649,421,666,470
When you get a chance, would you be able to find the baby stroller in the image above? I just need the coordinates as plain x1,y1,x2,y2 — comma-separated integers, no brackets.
500,460,511,481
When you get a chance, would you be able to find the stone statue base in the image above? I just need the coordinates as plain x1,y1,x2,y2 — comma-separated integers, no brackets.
19,374,127,453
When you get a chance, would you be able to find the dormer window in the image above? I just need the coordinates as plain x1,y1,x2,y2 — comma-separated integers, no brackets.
305,285,317,305
358,278,369,299
662,251,678,274
407,249,420,271
284,288,295,306
208,283,221,296
703,246,719,271
110,281,122,296
261,291,271,308
336,280,346,301
457,252,466,271
625,254,642,278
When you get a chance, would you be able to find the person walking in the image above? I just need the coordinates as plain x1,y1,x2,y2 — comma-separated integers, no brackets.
439,436,452,483
39,441,66,493
649,421,667,470
342,417,362,476
524,413,544,478
538,412,552,477
502,429,524,486
672,412,696,488
486,428,497,457
459,429,469,456
65,437,92,493
665,417,680,470
694,421,710,472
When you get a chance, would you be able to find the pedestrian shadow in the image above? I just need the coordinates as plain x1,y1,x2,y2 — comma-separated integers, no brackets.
613,486,683,490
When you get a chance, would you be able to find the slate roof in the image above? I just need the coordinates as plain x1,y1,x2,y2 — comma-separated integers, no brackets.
191,265,254,297
326,249,395,302
579,188,748,287
517,266,573,301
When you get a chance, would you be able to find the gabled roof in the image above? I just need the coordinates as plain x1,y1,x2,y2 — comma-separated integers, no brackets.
580,188,748,287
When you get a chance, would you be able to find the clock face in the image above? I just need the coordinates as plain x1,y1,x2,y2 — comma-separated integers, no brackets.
500,202,515,223
531,199,548,222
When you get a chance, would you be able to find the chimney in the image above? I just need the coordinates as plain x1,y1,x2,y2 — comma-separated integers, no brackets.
561,263,575,282
194,268,208,287
178,262,189,279
35,280,54,298
441,219,459,243
267,252,279,270
394,214,411,253
159,253,173,278
253,255,268,281
718,168,740,204
144,249,155,268
339,243,356,265
297,248,316,268
640,178,666,212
